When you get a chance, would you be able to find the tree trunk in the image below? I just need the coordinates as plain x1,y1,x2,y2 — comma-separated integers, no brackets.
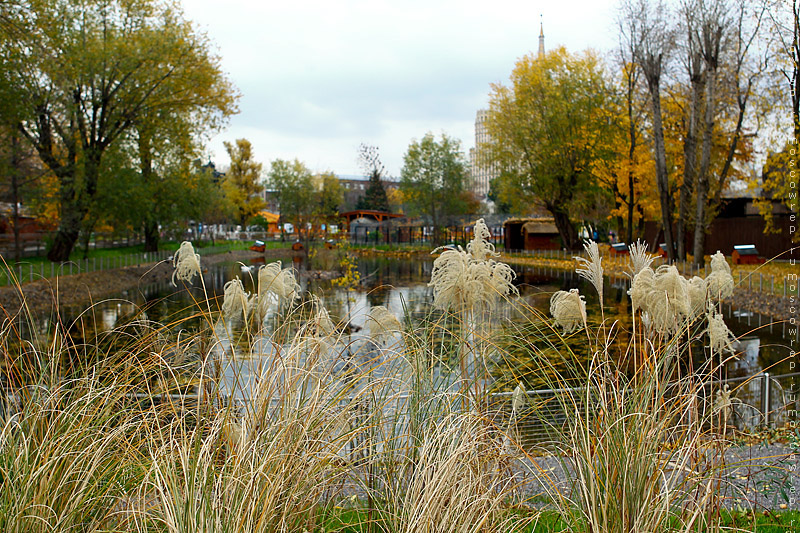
136,128,162,254
625,72,638,246
693,21,722,269
46,151,101,262
144,220,160,252
80,218,95,260
713,89,749,208
47,222,81,262
10,131,22,262
648,81,676,262
693,64,718,268
678,61,704,261
626,168,635,245
549,204,579,250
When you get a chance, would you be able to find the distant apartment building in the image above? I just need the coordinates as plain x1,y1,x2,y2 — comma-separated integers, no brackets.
469,23,546,203
468,109,497,200
337,175,398,211
263,174,398,214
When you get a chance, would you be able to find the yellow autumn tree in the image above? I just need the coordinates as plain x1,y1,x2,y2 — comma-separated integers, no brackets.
592,62,660,243
484,47,616,250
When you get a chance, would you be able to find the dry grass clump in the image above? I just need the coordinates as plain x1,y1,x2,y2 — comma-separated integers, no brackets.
0,376,141,532
0,238,764,532
387,411,519,533
528,240,743,533
0,317,158,532
138,372,361,532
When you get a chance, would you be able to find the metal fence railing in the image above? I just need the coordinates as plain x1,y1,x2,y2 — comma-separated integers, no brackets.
2,370,796,458
0,243,240,287
488,371,800,449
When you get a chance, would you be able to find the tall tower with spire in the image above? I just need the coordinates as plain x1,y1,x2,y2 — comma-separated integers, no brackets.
469,17,545,207
538,17,545,58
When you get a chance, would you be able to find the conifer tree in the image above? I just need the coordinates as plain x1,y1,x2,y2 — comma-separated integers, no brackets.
356,144,390,212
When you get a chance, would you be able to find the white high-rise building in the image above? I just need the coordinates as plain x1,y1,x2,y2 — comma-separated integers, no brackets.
469,21,545,202
469,109,496,200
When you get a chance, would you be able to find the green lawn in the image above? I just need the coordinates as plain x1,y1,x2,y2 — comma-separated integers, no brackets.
0,239,293,286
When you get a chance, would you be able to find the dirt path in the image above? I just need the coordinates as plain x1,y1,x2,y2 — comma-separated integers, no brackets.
0,249,286,318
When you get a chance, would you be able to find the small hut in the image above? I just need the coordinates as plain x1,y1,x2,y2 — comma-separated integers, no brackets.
504,218,560,250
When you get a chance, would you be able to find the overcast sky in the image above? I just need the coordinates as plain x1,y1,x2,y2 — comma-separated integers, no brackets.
181,0,621,179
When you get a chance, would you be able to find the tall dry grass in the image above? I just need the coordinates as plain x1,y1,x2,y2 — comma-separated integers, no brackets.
497,242,742,533
0,238,770,532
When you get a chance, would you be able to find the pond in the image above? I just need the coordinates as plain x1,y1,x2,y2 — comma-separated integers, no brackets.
19,250,793,397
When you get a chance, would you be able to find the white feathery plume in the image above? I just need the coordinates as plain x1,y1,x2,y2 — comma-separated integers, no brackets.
304,302,336,369
429,222,517,314
626,240,655,279
707,310,736,356
549,289,587,334
171,241,201,286
258,261,300,302
366,305,402,343
629,266,655,313
713,384,734,423
315,305,335,337
686,276,707,320
629,265,692,334
511,382,527,413
575,240,604,307
706,251,734,300
222,277,250,322
466,218,497,262
647,265,691,334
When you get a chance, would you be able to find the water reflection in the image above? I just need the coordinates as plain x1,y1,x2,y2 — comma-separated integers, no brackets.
13,254,795,390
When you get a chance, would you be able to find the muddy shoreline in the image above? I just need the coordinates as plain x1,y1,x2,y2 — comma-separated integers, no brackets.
0,249,280,318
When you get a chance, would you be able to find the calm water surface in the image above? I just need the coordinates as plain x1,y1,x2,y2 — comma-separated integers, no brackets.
21,252,795,394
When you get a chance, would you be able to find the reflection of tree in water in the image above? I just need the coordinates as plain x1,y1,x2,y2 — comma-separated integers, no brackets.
365,286,390,308
18,255,793,380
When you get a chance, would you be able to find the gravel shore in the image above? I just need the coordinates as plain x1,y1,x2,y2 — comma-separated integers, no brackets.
511,442,800,511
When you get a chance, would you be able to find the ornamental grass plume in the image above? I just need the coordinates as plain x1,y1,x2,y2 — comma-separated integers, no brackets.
250,261,300,322
171,241,201,286
713,384,734,424
687,276,708,320
575,240,603,308
549,289,587,334
429,219,517,314
314,303,335,337
707,310,736,356
511,382,527,414
627,240,655,279
630,265,691,334
222,277,250,322
466,217,496,261
706,251,734,300
258,261,300,302
301,300,337,374
366,305,402,343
